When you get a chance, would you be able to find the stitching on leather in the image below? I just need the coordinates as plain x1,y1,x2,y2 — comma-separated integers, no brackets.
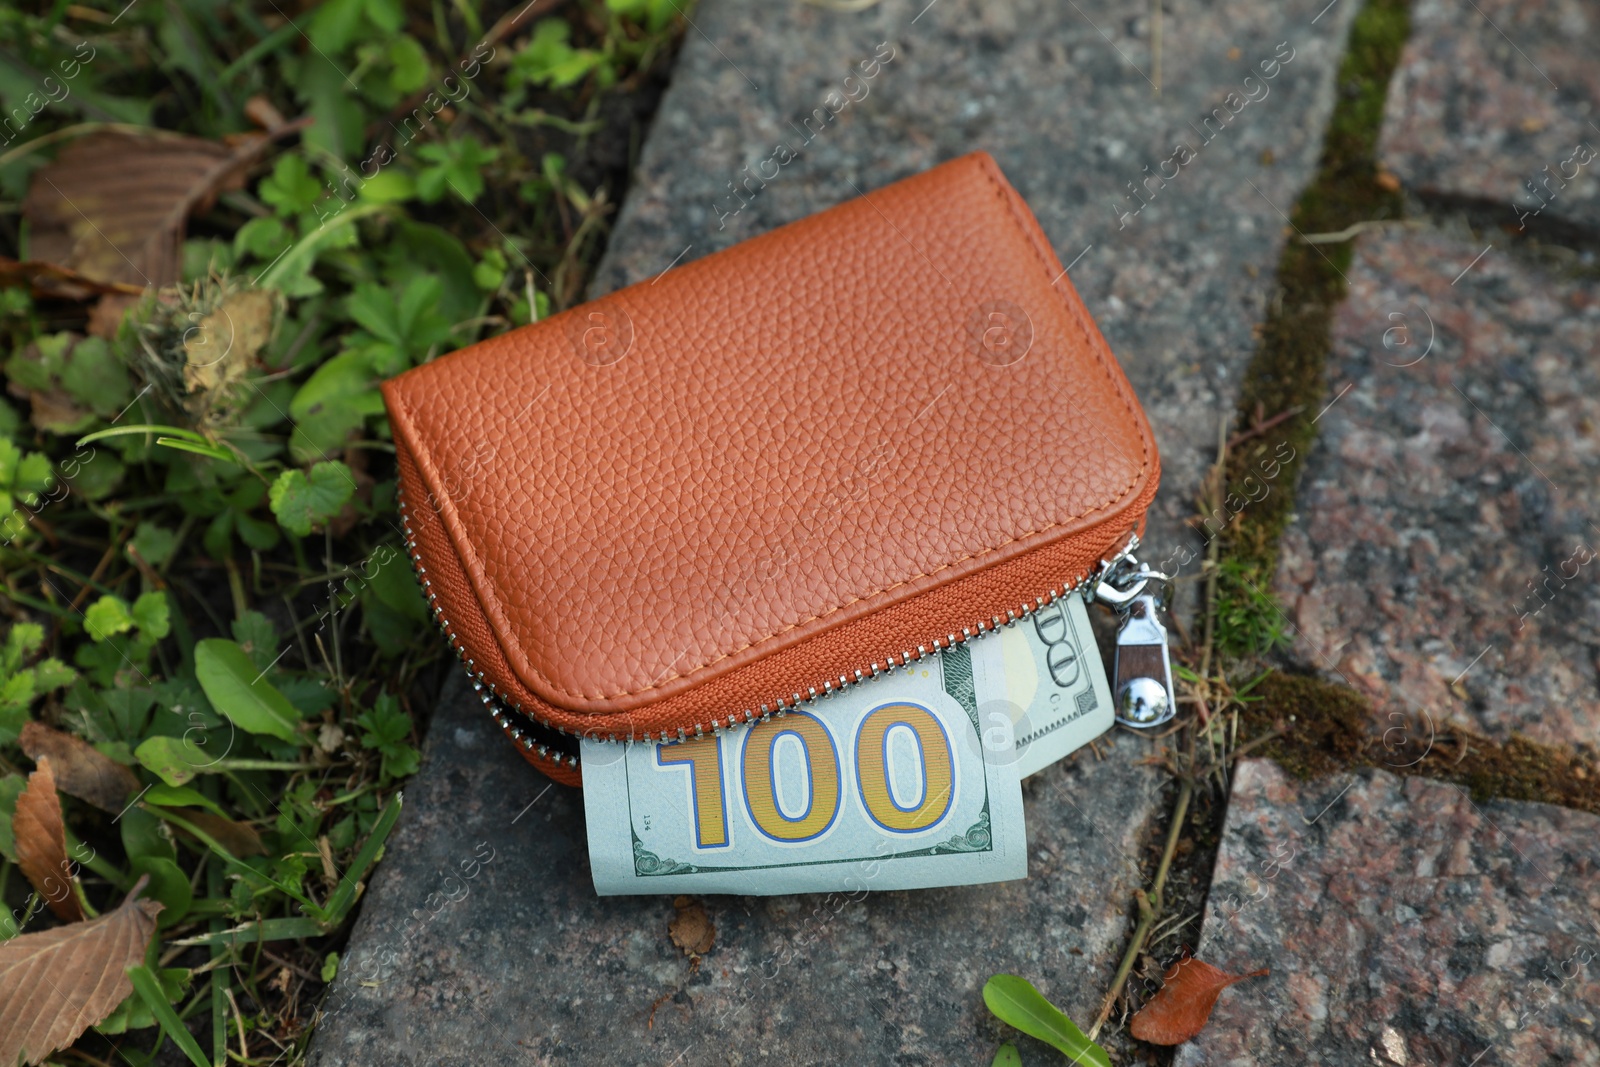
398,157,1153,703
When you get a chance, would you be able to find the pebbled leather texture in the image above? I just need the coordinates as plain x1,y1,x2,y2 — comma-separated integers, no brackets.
385,152,1160,772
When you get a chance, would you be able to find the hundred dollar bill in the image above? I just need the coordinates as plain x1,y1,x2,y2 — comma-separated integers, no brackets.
969,590,1115,779
580,644,1027,896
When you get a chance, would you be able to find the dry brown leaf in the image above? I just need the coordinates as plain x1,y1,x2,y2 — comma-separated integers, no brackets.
168,807,266,857
13,758,85,923
20,722,140,814
668,896,714,956
86,293,142,340
243,94,288,132
0,876,163,1067
8,378,91,435
0,256,148,300
21,130,273,289
1129,956,1269,1045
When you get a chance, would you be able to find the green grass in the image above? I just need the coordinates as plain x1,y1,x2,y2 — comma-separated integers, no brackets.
0,2,686,1062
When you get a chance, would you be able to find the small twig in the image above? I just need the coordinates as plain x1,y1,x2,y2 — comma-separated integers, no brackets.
70,524,131,611
1299,218,1423,245
1089,774,1194,1039
1090,888,1154,1041
49,523,133,646
260,947,321,984
125,542,166,591
1196,413,1228,711
226,985,250,1062
1148,908,1200,948
1226,724,1290,764
1166,602,1193,650
1225,405,1305,452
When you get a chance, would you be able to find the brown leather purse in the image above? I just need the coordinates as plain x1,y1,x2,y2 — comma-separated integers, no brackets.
382,152,1159,787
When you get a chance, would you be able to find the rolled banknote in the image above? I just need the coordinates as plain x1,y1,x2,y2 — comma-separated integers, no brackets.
579,593,1112,895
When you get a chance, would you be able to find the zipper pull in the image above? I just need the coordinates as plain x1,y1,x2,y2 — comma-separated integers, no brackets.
1093,556,1177,729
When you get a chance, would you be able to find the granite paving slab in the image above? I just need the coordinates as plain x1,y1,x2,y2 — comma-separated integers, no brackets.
1175,759,1600,1067
307,673,1165,1066
1276,228,1600,746
590,0,1364,599
1380,0,1600,234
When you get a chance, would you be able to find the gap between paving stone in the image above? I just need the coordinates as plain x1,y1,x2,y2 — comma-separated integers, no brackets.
1173,0,1600,1060
310,0,1370,1061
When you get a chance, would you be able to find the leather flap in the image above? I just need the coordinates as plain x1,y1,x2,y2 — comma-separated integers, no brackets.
383,152,1157,716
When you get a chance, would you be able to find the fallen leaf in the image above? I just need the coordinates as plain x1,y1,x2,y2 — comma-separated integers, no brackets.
0,256,147,300
1128,956,1269,1045
317,723,346,753
86,293,142,340
21,130,274,290
9,382,90,435
20,722,140,814
164,807,266,857
13,758,85,922
0,876,163,1066
668,896,714,956
244,95,288,132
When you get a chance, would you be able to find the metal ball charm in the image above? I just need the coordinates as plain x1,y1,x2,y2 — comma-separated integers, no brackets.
1116,676,1173,727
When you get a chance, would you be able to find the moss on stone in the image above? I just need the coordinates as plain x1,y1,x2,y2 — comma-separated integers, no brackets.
1242,671,1370,779
1203,0,1600,816
1237,670,1600,815
1215,0,1412,636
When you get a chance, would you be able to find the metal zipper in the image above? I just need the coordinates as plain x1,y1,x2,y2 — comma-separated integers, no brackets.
1093,555,1178,729
400,498,580,772
400,489,1147,768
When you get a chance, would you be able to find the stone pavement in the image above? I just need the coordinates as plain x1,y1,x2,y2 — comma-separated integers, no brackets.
1276,227,1600,746
1380,0,1600,235
1277,0,1600,745
1198,2,1600,1064
310,675,1163,1067
1177,760,1600,1066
